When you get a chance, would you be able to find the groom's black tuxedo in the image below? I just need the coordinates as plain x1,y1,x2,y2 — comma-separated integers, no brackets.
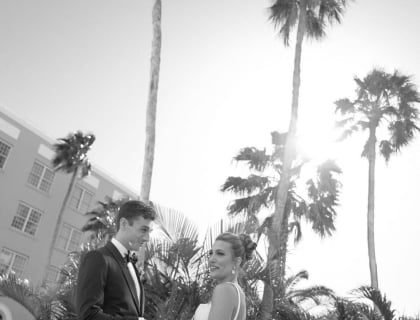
76,241,145,320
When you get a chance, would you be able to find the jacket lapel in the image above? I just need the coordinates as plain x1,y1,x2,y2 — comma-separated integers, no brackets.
105,242,141,315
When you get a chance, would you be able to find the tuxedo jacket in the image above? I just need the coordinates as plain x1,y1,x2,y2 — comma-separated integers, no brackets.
76,242,145,320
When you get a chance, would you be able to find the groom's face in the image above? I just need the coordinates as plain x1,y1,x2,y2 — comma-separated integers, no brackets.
122,216,152,251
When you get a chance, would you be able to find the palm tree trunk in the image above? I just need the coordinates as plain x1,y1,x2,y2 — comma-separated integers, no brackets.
367,128,379,289
260,280,274,320
140,0,162,202
260,239,275,320
277,211,289,297
270,0,307,296
44,168,78,281
263,204,291,319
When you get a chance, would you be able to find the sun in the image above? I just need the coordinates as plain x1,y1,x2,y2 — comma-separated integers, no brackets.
295,118,342,164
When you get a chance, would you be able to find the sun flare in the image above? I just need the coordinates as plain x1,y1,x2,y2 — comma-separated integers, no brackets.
295,120,341,164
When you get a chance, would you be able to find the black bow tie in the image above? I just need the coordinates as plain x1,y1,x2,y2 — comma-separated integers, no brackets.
125,251,138,265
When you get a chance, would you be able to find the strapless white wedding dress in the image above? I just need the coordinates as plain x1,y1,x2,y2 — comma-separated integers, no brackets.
192,282,241,320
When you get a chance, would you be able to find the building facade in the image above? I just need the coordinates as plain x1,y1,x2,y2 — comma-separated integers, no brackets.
0,105,137,287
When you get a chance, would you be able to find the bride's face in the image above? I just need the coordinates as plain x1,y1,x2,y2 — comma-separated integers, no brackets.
208,240,236,283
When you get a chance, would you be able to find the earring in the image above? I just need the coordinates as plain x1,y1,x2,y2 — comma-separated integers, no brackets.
232,268,235,275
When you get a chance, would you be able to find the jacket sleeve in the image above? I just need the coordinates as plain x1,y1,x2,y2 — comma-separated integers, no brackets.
76,250,138,320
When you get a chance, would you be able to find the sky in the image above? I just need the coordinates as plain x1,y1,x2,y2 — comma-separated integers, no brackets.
1,0,419,315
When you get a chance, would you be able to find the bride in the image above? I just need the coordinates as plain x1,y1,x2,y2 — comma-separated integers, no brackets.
193,232,257,320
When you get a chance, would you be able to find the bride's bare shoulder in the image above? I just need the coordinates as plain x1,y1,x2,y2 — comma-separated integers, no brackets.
212,282,238,300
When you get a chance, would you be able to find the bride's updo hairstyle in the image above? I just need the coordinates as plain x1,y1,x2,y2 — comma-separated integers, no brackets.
215,232,257,266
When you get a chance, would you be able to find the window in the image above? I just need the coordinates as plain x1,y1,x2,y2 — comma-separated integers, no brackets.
45,266,61,284
27,161,55,193
0,140,11,169
56,224,82,252
69,185,93,213
0,248,28,277
11,203,42,236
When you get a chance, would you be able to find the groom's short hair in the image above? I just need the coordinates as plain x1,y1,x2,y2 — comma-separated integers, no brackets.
116,200,156,230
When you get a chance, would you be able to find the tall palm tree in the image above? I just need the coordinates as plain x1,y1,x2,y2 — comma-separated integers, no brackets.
335,69,420,289
267,0,349,294
44,131,95,281
140,0,162,202
222,131,342,319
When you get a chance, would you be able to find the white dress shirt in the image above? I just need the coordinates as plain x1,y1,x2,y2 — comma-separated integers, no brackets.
111,238,141,303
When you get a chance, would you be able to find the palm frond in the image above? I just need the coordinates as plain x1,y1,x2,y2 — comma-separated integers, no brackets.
233,147,271,172
335,116,355,128
202,216,250,256
304,160,341,237
273,301,314,320
226,186,276,217
0,273,69,320
0,273,41,318
336,126,358,141
334,298,380,320
284,270,308,292
153,204,198,243
305,8,326,40
52,131,95,175
221,175,271,195
288,285,336,306
318,0,347,24
268,0,299,46
379,140,394,162
361,139,370,158
288,221,302,244
353,286,396,320
389,118,419,152
335,98,355,115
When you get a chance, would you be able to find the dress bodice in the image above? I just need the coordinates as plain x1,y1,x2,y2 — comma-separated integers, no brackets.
192,303,211,320
192,282,241,320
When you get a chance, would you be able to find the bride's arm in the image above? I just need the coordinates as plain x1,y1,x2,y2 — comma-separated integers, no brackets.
208,283,237,320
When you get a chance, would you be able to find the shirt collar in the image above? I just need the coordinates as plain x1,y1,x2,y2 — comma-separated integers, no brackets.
111,238,129,258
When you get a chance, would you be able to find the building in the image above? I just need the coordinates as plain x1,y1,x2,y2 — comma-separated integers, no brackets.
0,104,138,288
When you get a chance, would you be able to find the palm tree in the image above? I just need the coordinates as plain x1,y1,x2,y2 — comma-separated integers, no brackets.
221,131,342,319
44,131,95,282
140,0,162,202
334,69,420,289
267,0,349,296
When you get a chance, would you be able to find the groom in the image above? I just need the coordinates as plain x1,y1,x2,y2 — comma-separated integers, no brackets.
76,200,156,320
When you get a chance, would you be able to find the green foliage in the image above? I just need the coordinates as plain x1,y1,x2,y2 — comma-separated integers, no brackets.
335,68,420,161
4,206,418,320
0,273,69,320
268,0,349,46
52,131,95,177
82,196,131,248
222,131,342,318
318,286,420,320
222,131,342,246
